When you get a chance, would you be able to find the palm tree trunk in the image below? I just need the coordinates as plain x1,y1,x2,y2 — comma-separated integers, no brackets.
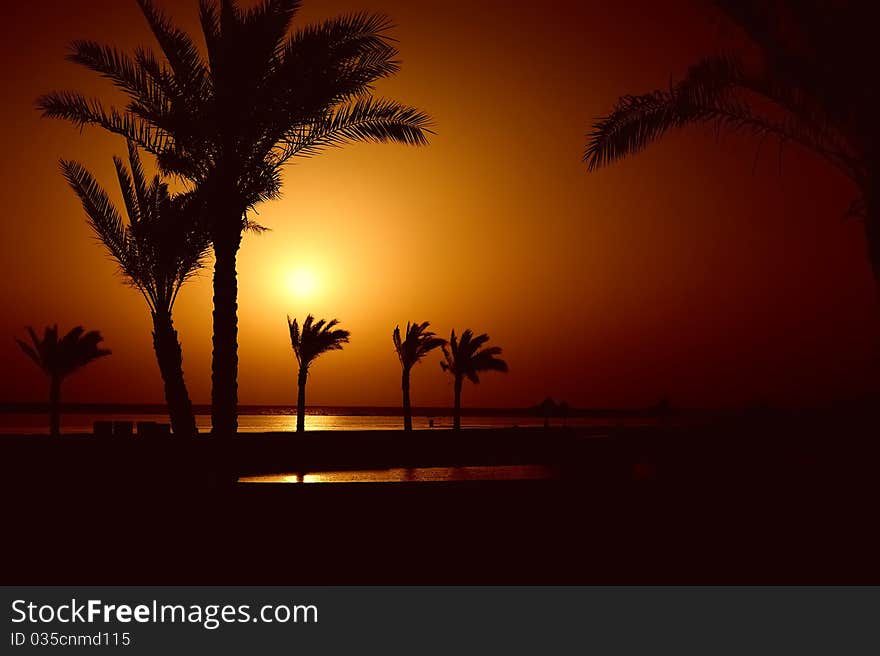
211,227,242,436
402,367,412,431
296,368,308,433
49,374,61,437
453,375,463,431
152,310,197,438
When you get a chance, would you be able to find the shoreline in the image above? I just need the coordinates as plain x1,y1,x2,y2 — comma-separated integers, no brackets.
2,419,876,484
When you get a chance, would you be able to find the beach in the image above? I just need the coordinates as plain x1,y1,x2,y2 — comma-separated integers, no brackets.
3,414,878,584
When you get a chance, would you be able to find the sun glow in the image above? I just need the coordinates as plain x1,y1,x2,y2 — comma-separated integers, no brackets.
285,267,319,300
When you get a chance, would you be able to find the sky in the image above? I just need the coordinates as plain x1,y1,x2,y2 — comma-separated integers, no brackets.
0,0,878,409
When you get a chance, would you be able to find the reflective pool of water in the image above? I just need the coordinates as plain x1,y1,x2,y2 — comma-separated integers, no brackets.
239,465,559,484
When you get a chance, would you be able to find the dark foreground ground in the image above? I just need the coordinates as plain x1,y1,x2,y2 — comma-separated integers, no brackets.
2,415,878,584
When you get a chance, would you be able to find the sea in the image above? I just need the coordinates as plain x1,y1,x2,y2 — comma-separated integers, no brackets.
0,407,663,434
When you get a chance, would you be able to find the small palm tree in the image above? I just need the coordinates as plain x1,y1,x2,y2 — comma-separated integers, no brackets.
60,142,208,437
393,321,446,431
16,325,111,436
440,329,508,430
288,315,351,432
584,2,880,287
40,0,433,434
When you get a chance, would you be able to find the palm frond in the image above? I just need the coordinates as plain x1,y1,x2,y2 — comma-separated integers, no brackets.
67,40,170,114
280,12,401,102
61,147,209,313
136,0,207,89
16,325,111,380
284,12,396,65
113,155,142,227
59,159,133,275
198,0,221,70
38,91,170,154
125,140,151,212
440,328,508,385
288,313,350,370
393,320,445,369
586,42,864,185
283,97,432,161
15,338,44,372
241,0,302,68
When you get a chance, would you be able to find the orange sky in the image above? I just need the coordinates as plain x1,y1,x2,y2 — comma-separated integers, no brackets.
1,0,878,409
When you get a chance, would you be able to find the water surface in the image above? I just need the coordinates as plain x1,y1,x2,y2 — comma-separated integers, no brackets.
239,465,559,484
0,413,657,434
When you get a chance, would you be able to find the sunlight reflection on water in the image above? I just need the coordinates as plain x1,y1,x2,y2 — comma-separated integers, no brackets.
238,465,558,484
1,413,651,434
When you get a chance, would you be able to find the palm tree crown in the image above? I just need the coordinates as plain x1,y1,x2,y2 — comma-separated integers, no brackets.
584,2,879,284
288,315,351,371
39,0,434,229
40,0,433,434
61,141,206,437
393,321,446,370
16,325,111,380
440,329,508,383
60,141,209,315
585,3,872,185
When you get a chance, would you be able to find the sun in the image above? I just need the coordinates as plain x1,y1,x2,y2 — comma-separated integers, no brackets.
285,267,319,300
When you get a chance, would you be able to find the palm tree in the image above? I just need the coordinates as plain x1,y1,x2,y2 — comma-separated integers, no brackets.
440,329,508,430
16,325,111,436
393,321,445,431
288,315,350,432
60,142,208,437
39,0,433,435
584,2,880,287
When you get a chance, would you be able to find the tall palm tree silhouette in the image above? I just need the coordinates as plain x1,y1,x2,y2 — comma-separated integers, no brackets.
393,321,445,431
16,325,111,436
440,329,508,430
39,0,433,435
288,315,350,432
585,2,880,287
60,142,208,437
